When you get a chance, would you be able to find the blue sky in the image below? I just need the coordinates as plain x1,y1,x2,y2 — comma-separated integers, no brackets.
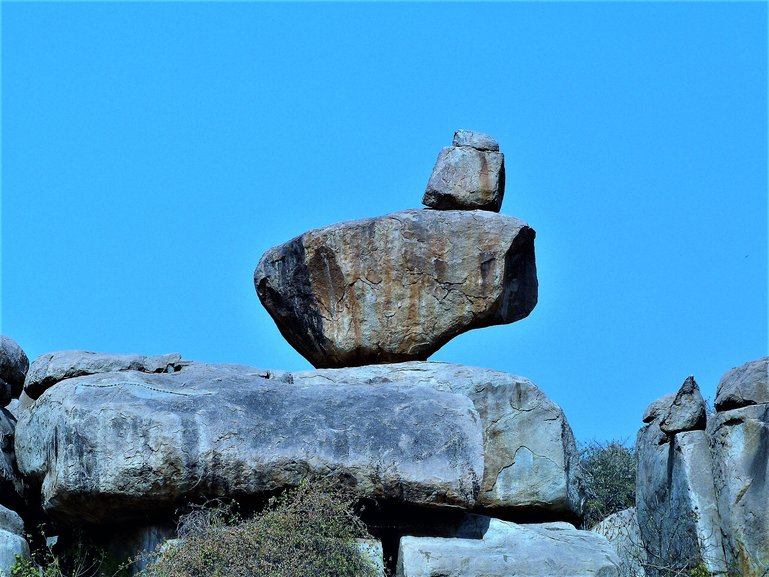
2,2,766,443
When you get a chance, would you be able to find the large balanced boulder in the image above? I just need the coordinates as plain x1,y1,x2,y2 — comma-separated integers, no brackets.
255,209,537,368
396,513,619,577
15,362,484,524
0,337,29,406
423,130,505,212
293,362,581,520
659,376,706,434
24,350,186,400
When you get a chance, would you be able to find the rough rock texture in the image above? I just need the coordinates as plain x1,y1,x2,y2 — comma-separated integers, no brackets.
452,129,500,151
356,539,385,577
710,403,769,575
0,336,29,406
659,376,706,434
24,350,186,400
642,394,675,424
715,356,769,411
636,407,727,577
0,409,22,508
0,505,23,538
293,362,581,519
15,363,484,524
396,514,619,577
0,529,28,576
423,146,505,212
255,210,536,368
592,508,647,577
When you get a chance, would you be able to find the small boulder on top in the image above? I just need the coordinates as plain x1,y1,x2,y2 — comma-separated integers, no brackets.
423,130,505,212
0,337,28,406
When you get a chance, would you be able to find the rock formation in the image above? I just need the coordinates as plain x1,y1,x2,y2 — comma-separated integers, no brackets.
255,130,535,368
5,132,627,577
632,358,769,577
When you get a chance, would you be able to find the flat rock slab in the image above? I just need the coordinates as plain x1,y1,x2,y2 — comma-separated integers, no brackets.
397,514,619,577
15,363,484,524
715,356,769,411
25,350,186,400
255,209,537,368
293,362,581,519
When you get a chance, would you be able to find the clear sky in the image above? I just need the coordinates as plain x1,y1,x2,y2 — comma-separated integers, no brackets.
2,2,767,443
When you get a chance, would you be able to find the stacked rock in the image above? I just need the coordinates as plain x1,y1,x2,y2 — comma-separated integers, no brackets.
5,133,620,577
255,130,536,369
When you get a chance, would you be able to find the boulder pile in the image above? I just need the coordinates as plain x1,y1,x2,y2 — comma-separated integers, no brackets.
603,356,769,577
2,131,619,576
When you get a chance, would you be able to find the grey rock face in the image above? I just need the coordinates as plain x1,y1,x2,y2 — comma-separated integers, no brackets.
0,529,29,576
293,362,581,519
0,337,29,406
0,505,23,538
452,129,499,151
15,363,484,524
24,350,186,400
710,403,769,575
255,210,537,368
642,394,675,423
592,508,647,577
715,356,769,411
659,376,706,434
635,418,727,576
0,409,22,508
396,514,620,577
423,146,505,212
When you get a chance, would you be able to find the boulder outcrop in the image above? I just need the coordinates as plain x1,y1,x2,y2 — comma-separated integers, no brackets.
592,508,646,577
0,504,28,576
396,513,619,577
714,356,769,411
255,209,537,368
422,130,505,212
293,362,581,520
24,350,186,400
0,336,29,406
659,376,706,434
15,362,485,524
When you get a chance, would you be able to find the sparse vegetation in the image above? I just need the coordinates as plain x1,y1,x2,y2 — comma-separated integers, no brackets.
137,479,380,577
579,439,636,529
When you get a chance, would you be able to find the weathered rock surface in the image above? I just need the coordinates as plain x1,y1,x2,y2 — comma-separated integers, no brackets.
0,337,29,406
423,138,505,211
0,505,23,538
641,393,675,423
451,129,500,151
293,362,581,519
15,362,484,524
396,514,619,577
715,356,769,411
0,529,28,576
592,508,647,577
659,376,706,434
636,403,727,576
710,403,769,575
255,209,537,368
24,350,186,400
0,409,22,508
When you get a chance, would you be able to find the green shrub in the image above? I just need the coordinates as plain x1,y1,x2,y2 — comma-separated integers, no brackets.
579,439,636,529
138,479,380,577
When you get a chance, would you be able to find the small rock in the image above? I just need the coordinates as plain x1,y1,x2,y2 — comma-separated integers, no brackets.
0,337,29,406
0,529,29,576
452,129,499,151
660,376,706,434
642,393,675,423
592,508,647,577
423,146,505,212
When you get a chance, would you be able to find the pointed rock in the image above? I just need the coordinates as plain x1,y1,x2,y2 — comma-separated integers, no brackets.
660,376,706,434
